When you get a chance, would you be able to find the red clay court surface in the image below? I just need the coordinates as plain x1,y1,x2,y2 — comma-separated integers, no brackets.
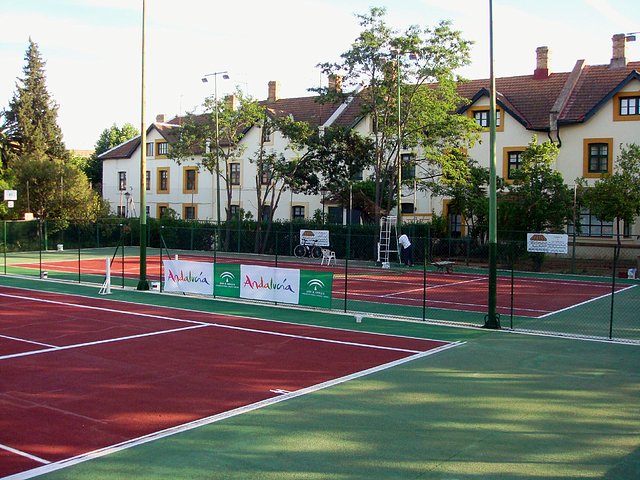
12,255,633,318
0,286,455,479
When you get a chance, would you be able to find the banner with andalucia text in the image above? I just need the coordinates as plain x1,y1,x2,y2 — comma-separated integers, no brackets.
213,263,333,308
163,259,214,295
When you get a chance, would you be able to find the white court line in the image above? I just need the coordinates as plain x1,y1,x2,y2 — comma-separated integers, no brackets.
3,341,464,480
0,335,56,348
0,324,210,361
380,277,486,298
539,284,637,318
0,444,50,465
0,292,430,360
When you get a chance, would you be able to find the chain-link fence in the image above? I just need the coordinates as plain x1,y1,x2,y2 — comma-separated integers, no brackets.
1,218,638,342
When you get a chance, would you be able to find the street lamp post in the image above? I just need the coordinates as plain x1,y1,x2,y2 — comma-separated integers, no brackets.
202,71,230,226
124,191,130,218
394,49,402,230
320,186,328,224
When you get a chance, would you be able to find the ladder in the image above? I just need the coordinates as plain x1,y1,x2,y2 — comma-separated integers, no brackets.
377,215,398,268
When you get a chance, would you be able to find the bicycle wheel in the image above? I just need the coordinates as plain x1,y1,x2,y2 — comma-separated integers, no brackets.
311,246,323,258
293,244,306,258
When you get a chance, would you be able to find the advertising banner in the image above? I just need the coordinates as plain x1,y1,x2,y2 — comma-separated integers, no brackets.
299,229,330,247
527,233,568,254
213,264,333,308
240,264,300,304
163,259,214,295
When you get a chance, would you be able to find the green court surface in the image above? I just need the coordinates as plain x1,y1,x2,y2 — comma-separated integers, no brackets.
2,275,639,479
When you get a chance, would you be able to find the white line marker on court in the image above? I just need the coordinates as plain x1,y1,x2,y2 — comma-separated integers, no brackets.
0,335,57,348
5,341,464,480
0,443,50,465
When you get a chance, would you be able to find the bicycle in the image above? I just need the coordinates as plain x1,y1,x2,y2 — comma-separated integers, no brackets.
294,238,323,259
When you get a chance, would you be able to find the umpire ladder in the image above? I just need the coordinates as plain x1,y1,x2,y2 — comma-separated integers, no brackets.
377,215,398,268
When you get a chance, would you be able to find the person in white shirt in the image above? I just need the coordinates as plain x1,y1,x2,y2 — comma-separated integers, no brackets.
398,233,413,266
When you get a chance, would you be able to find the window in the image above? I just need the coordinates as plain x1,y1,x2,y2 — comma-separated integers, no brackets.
117,205,126,217
470,107,502,131
351,170,363,181
183,168,197,193
503,149,525,180
145,170,151,191
260,171,270,185
613,93,640,121
474,110,489,127
569,208,613,237
146,142,154,157
292,205,305,220
118,171,127,191
401,153,416,180
156,142,169,156
145,205,150,217
229,163,240,185
328,206,343,224
229,204,240,218
261,205,271,223
588,143,609,173
157,169,169,193
157,204,169,218
583,139,613,177
620,96,639,116
183,205,196,220
262,125,273,144
444,201,463,238
401,202,414,214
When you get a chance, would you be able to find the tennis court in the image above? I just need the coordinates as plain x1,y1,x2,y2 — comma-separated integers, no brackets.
0,285,455,478
9,253,632,319
0,274,639,479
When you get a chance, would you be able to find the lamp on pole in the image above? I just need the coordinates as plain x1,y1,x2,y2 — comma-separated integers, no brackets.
320,186,328,224
393,48,403,229
202,71,230,226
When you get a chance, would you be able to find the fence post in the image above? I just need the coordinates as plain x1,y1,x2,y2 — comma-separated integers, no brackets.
422,237,427,321
3,220,6,275
344,230,350,313
609,244,617,339
77,224,81,283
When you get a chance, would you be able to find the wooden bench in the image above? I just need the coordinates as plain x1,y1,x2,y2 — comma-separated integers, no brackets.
431,261,455,273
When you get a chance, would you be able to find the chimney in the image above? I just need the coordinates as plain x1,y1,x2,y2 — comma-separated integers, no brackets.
328,74,343,93
267,80,280,102
533,46,550,79
225,94,238,111
156,113,165,123
610,33,627,68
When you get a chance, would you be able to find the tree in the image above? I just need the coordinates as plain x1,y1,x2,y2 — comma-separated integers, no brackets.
169,89,264,247
2,38,67,162
431,159,497,243
315,7,479,223
500,137,573,269
581,143,640,258
85,123,139,191
10,155,107,223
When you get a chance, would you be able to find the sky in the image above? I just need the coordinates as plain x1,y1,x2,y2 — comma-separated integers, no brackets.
1,0,639,150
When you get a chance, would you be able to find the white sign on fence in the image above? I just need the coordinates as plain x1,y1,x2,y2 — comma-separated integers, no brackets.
4,190,17,201
527,233,568,254
299,229,330,247
163,259,214,295
240,264,300,304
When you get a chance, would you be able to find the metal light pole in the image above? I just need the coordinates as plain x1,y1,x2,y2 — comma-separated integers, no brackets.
484,0,500,328
395,49,402,229
320,186,328,224
202,71,230,225
137,0,149,290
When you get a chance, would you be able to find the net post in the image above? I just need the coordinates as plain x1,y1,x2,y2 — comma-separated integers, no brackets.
99,257,111,295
